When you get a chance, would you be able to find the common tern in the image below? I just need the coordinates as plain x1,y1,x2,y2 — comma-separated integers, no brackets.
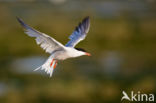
17,16,91,77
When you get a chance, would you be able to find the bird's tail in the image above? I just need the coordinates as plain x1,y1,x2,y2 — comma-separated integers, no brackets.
34,56,58,77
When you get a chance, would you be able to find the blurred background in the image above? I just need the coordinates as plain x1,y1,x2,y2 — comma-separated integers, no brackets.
0,0,156,103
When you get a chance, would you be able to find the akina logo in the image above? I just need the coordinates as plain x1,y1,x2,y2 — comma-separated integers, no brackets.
121,91,155,102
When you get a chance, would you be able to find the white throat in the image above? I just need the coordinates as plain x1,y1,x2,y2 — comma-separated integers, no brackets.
66,47,85,58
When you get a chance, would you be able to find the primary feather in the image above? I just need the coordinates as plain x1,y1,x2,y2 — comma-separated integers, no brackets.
65,16,90,47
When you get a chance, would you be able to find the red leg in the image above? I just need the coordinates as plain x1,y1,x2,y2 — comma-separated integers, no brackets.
54,60,57,69
50,59,54,67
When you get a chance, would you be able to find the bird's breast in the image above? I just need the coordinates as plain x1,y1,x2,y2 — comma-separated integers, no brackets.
52,51,69,60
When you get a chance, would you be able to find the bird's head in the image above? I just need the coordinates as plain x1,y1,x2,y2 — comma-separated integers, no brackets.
75,48,91,56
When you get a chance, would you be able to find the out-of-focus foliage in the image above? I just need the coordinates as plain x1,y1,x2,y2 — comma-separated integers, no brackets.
0,0,156,103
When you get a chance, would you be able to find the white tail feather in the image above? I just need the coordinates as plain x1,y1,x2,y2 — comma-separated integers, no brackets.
34,56,56,77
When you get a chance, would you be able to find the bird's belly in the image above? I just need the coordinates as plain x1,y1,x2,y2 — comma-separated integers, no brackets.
53,52,70,60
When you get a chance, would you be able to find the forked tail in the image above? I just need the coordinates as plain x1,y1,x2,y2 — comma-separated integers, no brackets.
34,57,58,77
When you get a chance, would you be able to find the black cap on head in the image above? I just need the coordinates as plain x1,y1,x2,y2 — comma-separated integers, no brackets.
75,48,86,52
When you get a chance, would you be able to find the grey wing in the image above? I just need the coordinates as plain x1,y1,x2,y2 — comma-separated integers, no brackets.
17,17,65,54
65,16,90,47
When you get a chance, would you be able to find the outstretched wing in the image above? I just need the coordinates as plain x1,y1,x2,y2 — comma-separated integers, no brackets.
65,16,90,47
17,17,65,54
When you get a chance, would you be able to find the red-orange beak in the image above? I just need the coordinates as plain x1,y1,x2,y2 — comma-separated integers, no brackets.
85,52,91,56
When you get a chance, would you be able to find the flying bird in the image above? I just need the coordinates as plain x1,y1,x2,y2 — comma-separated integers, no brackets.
17,16,91,77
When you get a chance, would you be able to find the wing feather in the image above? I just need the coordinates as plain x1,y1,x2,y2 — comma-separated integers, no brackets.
65,16,90,47
17,17,65,54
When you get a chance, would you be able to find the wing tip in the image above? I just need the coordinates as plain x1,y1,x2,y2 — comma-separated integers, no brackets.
82,16,90,33
84,16,90,19
16,17,28,29
83,16,90,23
75,16,90,32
